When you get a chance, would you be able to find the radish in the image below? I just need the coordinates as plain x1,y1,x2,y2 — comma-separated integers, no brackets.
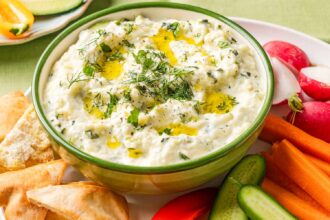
271,58,301,105
264,41,310,73
287,100,330,142
299,66,330,101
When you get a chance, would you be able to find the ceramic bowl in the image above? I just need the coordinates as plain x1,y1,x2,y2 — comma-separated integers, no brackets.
32,2,273,194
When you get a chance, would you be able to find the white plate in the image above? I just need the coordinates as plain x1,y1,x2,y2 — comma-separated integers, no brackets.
9,17,330,220
0,0,92,46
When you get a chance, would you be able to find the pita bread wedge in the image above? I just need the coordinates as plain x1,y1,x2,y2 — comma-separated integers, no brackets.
0,91,30,142
27,181,129,220
0,160,67,220
0,104,54,172
46,211,68,220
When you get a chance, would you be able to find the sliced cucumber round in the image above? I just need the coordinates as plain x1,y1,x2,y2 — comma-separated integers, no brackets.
209,154,265,220
20,0,83,16
238,185,297,220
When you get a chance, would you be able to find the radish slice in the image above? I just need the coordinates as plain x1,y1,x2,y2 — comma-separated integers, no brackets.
287,101,330,142
299,66,330,101
264,41,310,73
271,58,301,105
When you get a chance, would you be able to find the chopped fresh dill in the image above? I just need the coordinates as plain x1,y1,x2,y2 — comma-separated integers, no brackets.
115,18,129,25
166,22,180,37
218,41,230,49
85,130,99,139
179,152,190,160
83,62,102,77
122,39,134,48
127,108,140,127
129,50,194,102
123,88,132,101
193,101,201,114
159,128,172,135
107,51,124,61
67,71,91,88
104,93,118,118
99,42,111,52
124,23,134,34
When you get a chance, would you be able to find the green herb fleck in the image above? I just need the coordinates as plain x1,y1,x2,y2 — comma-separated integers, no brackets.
104,94,118,118
123,88,132,101
166,22,180,37
122,40,134,48
124,23,134,34
85,130,99,139
99,42,111,52
107,51,124,61
160,128,172,135
83,62,102,77
129,50,194,102
179,152,190,160
67,72,91,88
127,108,140,127
115,18,129,26
218,41,230,49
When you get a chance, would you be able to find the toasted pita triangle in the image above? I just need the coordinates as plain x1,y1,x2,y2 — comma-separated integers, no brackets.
0,105,54,173
0,91,30,142
0,160,67,220
27,182,129,220
46,211,68,220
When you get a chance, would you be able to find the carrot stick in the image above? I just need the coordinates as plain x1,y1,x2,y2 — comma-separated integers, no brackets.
305,154,330,176
261,151,324,211
262,178,330,220
272,139,330,212
259,113,330,163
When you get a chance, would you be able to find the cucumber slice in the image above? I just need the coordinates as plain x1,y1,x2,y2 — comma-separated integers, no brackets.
238,185,297,220
209,154,265,220
20,0,83,16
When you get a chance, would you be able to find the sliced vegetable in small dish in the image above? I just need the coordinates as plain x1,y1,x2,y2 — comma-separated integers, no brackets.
0,0,34,39
0,0,92,45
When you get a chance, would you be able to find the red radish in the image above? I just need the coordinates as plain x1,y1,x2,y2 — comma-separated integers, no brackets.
264,41,310,73
287,101,330,142
299,66,330,101
271,58,301,105
300,90,315,102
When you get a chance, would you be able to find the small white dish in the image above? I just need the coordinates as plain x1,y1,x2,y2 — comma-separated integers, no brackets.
0,0,92,46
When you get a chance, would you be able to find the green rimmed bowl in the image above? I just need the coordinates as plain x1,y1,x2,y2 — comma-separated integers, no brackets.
32,2,274,194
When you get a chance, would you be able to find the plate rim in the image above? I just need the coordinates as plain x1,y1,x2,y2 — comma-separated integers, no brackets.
230,16,330,49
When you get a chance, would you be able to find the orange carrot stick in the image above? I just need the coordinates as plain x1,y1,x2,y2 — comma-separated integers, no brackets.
259,113,330,163
272,139,330,212
261,151,324,211
305,154,330,176
262,178,330,220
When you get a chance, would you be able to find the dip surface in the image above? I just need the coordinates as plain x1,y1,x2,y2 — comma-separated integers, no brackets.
43,16,265,166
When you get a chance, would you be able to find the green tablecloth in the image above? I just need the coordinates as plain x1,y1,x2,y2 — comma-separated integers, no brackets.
0,0,329,95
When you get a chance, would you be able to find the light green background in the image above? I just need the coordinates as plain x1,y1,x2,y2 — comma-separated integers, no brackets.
0,0,329,95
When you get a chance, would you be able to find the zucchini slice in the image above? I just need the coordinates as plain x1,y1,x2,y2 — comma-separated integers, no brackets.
209,154,265,220
238,185,297,220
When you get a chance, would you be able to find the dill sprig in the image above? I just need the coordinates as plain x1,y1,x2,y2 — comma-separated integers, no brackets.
67,72,91,88
129,50,194,102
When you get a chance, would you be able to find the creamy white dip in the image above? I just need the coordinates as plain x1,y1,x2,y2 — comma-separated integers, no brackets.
43,16,265,166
